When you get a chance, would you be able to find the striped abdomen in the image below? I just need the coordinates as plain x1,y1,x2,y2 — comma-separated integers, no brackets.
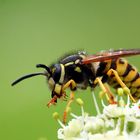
101,58,140,99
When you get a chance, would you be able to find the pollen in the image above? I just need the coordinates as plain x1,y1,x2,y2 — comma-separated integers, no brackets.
53,112,59,120
76,98,84,106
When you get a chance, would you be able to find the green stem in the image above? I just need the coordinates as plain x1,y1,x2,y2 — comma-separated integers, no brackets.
119,115,125,135
91,90,101,115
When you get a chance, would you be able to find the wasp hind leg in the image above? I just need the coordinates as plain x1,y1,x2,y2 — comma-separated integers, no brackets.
62,79,76,124
107,69,136,103
94,78,116,104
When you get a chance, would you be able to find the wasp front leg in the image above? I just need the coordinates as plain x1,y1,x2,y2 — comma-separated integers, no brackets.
47,83,63,107
107,69,136,102
62,79,77,91
62,79,76,124
47,95,57,107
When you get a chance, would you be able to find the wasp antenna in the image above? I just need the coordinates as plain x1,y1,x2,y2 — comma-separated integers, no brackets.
36,64,51,74
11,72,45,86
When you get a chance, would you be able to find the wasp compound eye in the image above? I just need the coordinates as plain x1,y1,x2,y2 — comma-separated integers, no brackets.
51,64,61,83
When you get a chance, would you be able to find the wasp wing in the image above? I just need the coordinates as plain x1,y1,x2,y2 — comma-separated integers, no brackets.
82,49,140,64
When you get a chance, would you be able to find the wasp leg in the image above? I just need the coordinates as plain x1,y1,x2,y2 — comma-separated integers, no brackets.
47,95,57,107
104,83,117,104
62,80,76,124
107,69,136,102
94,78,113,104
62,79,77,91
63,92,75,124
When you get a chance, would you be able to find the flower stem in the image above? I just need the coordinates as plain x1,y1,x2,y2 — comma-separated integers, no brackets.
119,115,125,135
91,90,101,115
57,119,65,128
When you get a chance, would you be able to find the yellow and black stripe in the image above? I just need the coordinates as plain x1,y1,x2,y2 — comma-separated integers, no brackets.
98,58,140,99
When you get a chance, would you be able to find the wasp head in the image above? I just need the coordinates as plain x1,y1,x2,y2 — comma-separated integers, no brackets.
37,64,64,103
11,64,64,103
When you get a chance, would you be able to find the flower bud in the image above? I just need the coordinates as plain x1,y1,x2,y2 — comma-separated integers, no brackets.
76,98,84,106
53,112,59,120
99,91,105,98
123,87,130,95
117,88,124,96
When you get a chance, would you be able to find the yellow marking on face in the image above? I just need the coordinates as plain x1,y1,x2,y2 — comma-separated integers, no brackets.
116,59,128,76
59,64,65,84
123,68,137,82
64,62,74,67
48,78,55,90
131,77,140,87
52,67,56,73
74,66,81,73
54,84,62,95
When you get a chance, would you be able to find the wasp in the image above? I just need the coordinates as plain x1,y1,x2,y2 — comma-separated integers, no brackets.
12,49,140,122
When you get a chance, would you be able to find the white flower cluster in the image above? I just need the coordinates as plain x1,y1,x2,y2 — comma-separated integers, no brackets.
55,89,140,140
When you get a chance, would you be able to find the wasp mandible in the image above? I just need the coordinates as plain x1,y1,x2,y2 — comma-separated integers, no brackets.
12,49,140,122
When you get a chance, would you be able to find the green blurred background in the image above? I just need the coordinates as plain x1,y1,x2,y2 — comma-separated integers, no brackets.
1,0,140,140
